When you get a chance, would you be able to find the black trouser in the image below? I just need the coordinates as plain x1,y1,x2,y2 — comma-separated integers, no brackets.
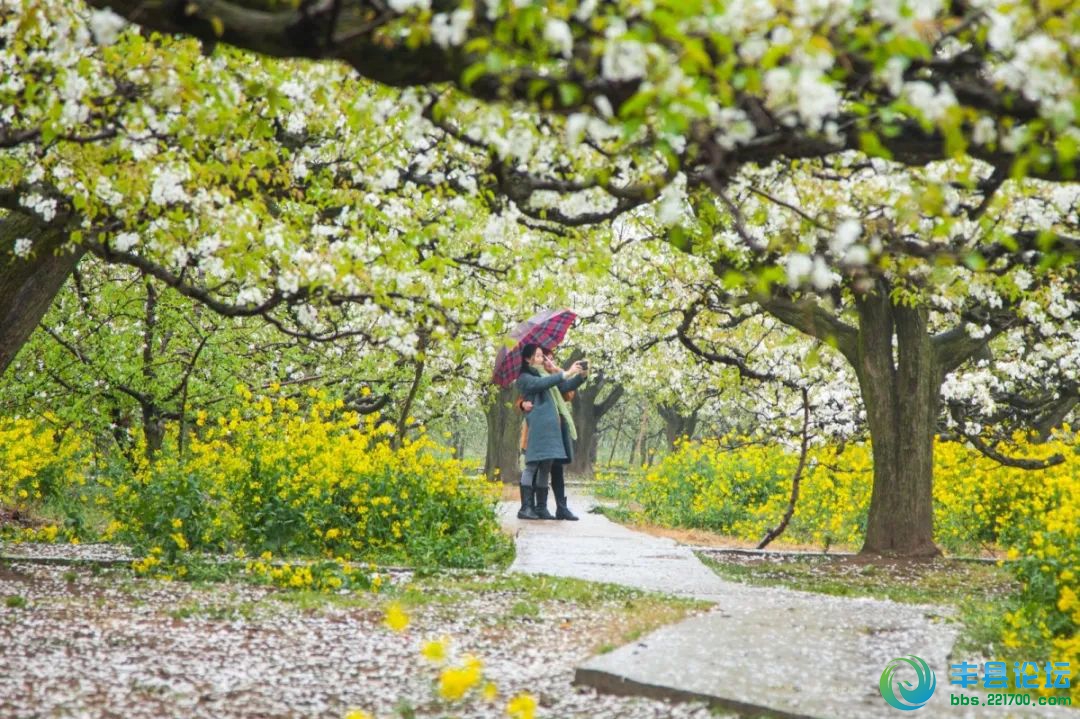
550,462,568,505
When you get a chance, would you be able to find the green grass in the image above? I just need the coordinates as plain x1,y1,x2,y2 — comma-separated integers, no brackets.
696,552,1016,605
167,601,258,621
589,505,634,524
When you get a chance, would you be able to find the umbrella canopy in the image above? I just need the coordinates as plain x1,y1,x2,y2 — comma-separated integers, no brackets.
491,309,577,387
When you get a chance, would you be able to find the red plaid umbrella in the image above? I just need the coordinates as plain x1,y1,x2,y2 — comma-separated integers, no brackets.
491,309,577,387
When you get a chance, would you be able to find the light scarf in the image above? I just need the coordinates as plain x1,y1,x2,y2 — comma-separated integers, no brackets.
535,366,577,441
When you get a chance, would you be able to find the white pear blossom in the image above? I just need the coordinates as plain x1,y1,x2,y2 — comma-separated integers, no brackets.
150,166,190,206
738,36,768,64
880,57,906,97
903,81,957,123
19,194,58,222
565,113,589,145
373,169,400,191
543,19,573,59
972,117,997,146
986,11,1015,52
574,0,599,21
842,245,869,266
388,0,430,11
830,220,861,255
602,40,648,82
594,95,614,118
112,232,139,252
13,238,33,258
656,182,687,227
786,253,813,288
713,108,757,150
431,9,472,49
809,255,833,290
88,8,127,46
296,304,317,328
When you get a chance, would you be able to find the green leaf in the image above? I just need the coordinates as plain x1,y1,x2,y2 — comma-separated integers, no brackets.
461,62,487,89
859,131,893,160
557,82,583,107
618,89,655,119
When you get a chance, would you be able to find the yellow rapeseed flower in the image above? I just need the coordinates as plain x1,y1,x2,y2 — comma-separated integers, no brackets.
506,692,537,719
438,656,483,701
383,602,410,632
421,636,450,664
342,710,372,719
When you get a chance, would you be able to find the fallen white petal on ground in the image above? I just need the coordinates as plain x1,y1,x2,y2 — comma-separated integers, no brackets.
0,561,725,719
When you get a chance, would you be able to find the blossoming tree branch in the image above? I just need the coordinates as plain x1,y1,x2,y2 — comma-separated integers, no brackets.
2,0,1078,556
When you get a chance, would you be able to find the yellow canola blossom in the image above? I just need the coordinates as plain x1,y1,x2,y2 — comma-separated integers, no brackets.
383,602,410,633
421,636,450,664
506,692,537,719
0,418,87,513
90,394,507,569
438,655,483,701
342,710,372,719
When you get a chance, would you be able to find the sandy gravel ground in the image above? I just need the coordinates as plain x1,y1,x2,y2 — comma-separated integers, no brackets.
0,558,722,719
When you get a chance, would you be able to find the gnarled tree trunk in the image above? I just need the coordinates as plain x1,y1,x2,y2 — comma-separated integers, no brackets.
567,372,623,478
484,385,523,484
853,290,942,556
762,277,996,557
658,402,699,448
1,213,81,375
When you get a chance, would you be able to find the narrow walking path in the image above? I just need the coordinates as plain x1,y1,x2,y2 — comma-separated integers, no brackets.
500,492,1073,719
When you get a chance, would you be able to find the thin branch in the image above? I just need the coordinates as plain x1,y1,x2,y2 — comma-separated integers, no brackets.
758,387,811,549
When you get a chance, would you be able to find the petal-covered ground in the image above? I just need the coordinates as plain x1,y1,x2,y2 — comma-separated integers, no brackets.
0,556,723,719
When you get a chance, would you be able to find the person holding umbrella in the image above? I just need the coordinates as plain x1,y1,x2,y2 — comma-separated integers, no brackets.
514,343,587,520
517,348,585,520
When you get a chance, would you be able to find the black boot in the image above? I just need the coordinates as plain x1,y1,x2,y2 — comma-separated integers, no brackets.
517,485,539,520
533,487,557,520
551,469,579,521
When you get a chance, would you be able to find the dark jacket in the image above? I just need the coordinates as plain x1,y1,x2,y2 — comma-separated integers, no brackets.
515,367,585,464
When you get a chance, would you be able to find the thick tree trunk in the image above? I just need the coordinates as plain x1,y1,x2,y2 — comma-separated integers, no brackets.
141,405,165,459
0,214,81,375
630,403,649,465
854,288,942,556
567,396,598,478
567,372,622,478
484,385,523,484
658,403,699,448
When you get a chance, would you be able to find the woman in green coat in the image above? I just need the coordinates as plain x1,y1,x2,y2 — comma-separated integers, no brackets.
514,343,586,519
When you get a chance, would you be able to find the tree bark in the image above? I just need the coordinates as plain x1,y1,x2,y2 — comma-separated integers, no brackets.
567,394,598,478
606,401,627,463
484,385,523,484
852,284,942,557
567,373,623,478
658,402,699,448
0,214,82,375
630,402,650,466
393,335,427,450
141,275,164,460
